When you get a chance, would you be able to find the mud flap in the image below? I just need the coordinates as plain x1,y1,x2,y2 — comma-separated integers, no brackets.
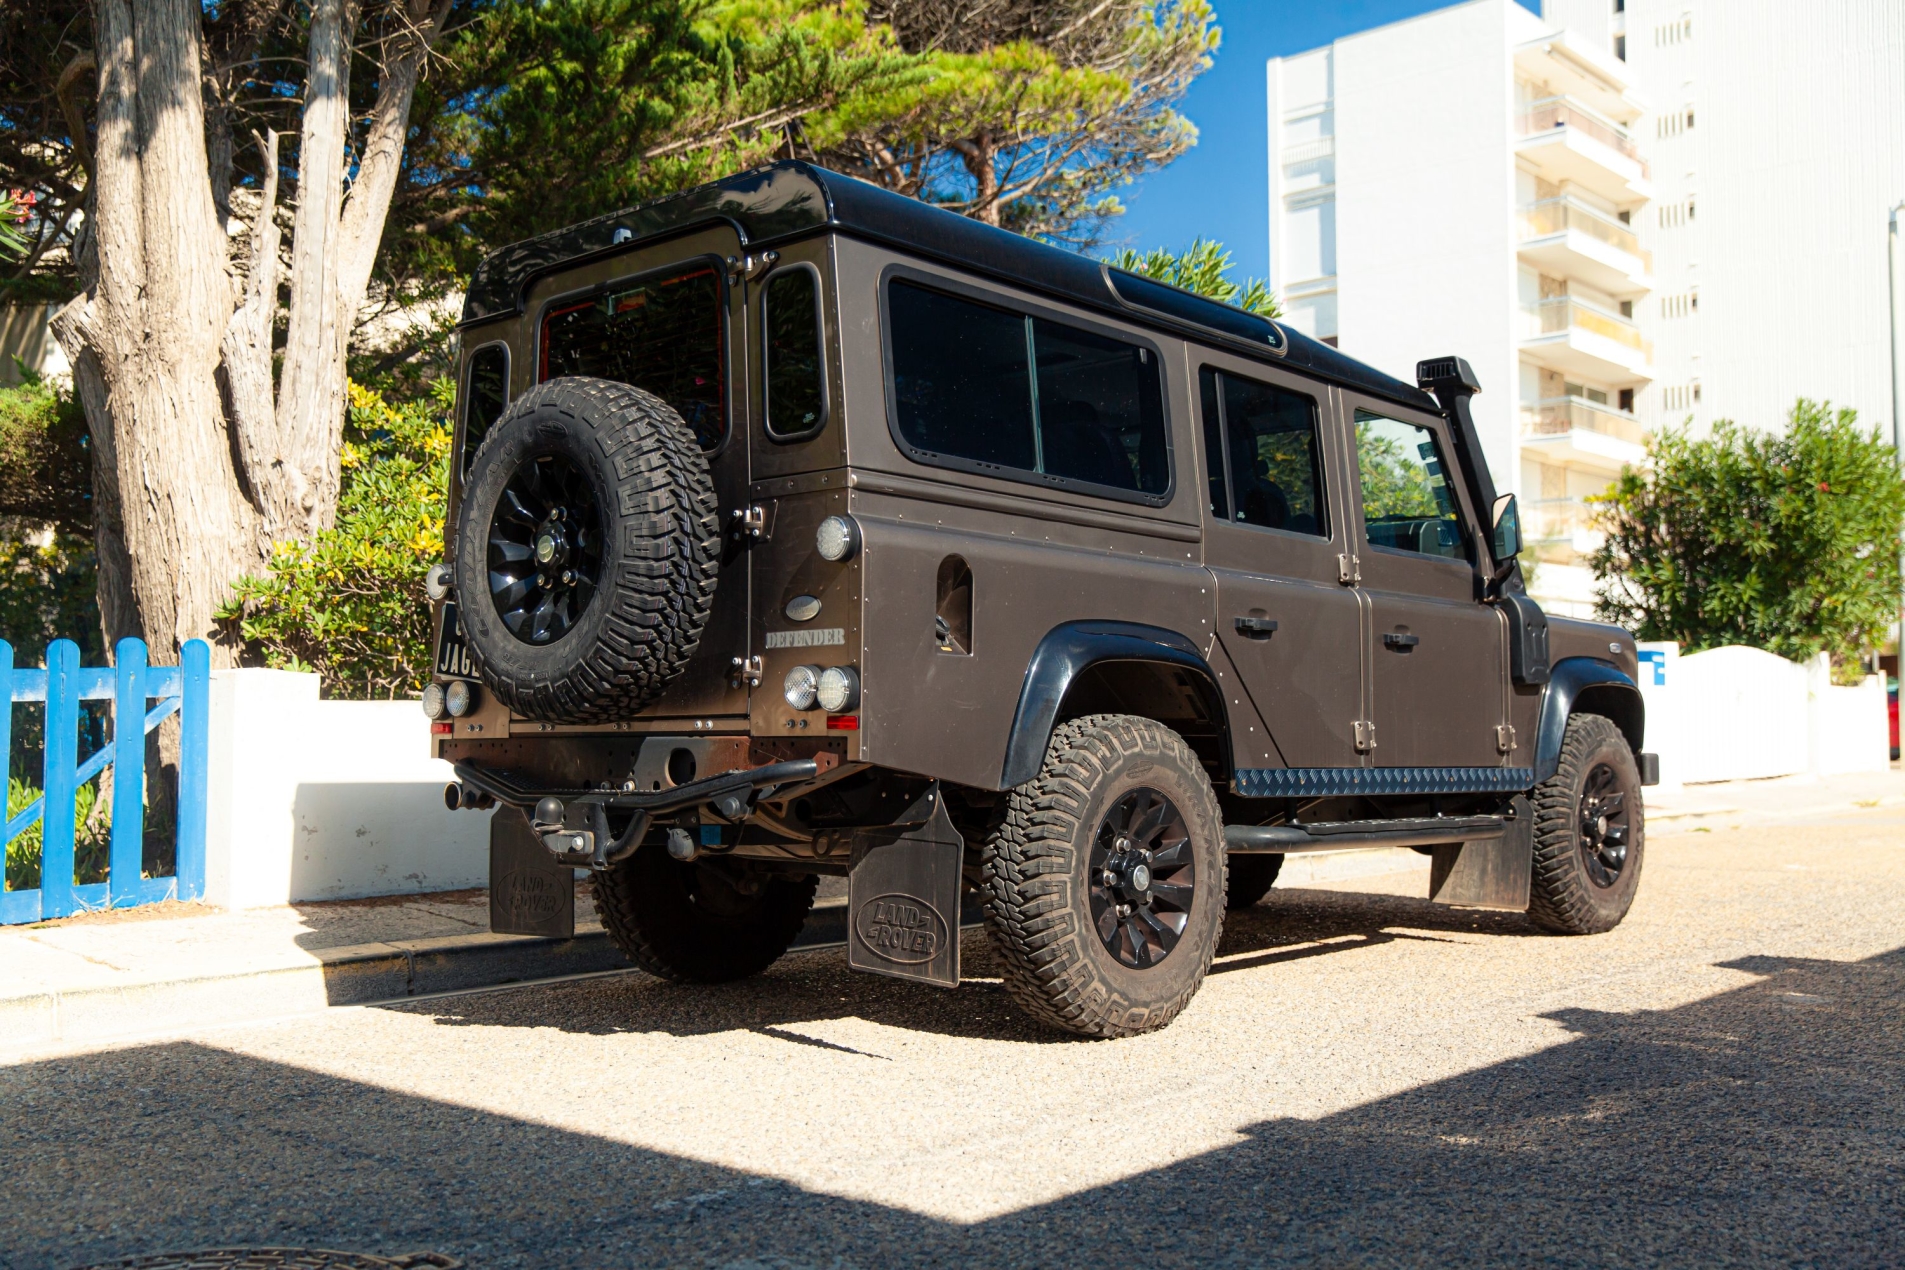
847,788,964,989
490,804,576,938
1429,795,1533,911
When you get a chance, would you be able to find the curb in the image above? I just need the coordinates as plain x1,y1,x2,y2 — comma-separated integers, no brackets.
0,899,971,1053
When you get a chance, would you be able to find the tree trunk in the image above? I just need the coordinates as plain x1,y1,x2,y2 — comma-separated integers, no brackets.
52,0,259,661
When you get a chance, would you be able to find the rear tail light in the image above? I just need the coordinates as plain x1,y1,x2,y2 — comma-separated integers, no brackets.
431,721,453,735
826,715,859,731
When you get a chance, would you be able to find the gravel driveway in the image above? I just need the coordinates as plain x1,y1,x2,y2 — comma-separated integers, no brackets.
5,810,1901,1269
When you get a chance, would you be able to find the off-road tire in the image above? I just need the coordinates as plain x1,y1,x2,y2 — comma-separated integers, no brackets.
594,843,818,983
454,376,720,723
1528,712,1645,934
981,714,1227,1038
1226,852,1284,910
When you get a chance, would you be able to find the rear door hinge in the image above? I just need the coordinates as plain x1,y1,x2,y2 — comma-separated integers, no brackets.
732,504,768,539
1337,553,1361,585
1497,723,1517,754
1354,719,1377,752
731,655,763,687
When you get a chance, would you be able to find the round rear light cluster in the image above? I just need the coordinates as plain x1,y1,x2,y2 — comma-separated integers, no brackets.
784,664,858,714
421,683,446,719
815,515,860,562
783,665,820,710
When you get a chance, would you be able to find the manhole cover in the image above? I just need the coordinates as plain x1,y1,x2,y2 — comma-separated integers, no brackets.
73,1252,460,1270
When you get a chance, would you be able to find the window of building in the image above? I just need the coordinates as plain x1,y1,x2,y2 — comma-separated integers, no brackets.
762,265,826,440
540,264,726,450
886,279,1170,500
1354,411,1468,561
1614,34,1626,60
460,343,509,475
1198,368,1328,536
1619,388,1635,412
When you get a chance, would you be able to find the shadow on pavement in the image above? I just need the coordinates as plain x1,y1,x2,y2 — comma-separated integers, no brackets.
5,943,1898,1269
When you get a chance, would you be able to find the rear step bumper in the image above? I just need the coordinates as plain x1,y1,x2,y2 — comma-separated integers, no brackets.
1226,814,1505,854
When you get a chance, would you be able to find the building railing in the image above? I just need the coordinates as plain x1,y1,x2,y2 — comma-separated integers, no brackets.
1521,396,1649,447
1525,496,1602,544
1517,96,1650,175
2,638,208,924
1521,296,1652,358
1517,197,1650,266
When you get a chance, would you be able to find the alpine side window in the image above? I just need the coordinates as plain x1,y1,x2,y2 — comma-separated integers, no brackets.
1197,366,1327,537
887,278,1169,500
1354,410,1469,561
762,264,827,440
460,343,509,475
540,264,725,450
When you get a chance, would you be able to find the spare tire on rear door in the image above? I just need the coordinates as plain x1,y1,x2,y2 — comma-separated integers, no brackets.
453,376,721,723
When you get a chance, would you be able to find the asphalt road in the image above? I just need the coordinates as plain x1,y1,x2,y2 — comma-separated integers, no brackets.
5,810,1902,1270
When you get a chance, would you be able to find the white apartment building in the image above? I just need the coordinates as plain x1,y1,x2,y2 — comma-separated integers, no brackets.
1267,0,1905,616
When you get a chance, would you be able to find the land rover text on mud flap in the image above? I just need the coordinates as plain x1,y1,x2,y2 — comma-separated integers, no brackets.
427,161,1659,1038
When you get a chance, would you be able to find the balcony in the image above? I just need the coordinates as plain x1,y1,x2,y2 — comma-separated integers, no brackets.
1525,496,1605,563
1520,397,1649,473
1519,296,1653,384
1515,97,1653,202
1517,198,1653,297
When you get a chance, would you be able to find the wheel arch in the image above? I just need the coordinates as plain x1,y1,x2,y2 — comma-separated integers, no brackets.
1000,621,1231,788
1533,656,1645,784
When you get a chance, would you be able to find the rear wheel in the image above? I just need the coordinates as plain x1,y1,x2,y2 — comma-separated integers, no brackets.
1528,712,1645,934
981,714,1227,1038
594,843,817,983
1226,852,1284,910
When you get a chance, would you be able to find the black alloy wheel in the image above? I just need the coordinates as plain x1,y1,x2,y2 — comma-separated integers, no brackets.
1088,787,1195,969
1578,761,1630,888
487,452,606,646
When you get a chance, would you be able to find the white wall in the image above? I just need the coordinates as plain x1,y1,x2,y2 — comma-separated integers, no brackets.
205,670,492,909
1636,642,1891,786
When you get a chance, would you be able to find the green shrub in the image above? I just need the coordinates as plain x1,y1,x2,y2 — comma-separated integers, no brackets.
5,773,111,892
1592,399,1905,667
219,380,453,699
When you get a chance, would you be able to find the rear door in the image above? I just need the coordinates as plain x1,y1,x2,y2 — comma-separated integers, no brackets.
529,226,751,720
1198,354,1364,768
1342,397,1507,768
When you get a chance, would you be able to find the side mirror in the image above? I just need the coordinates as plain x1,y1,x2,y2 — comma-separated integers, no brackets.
1491,493,1523,565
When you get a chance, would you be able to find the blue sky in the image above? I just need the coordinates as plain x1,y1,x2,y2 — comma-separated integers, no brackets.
1109,0,1542,280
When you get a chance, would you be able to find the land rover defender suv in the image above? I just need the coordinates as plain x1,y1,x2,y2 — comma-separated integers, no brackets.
426,161,1658,1038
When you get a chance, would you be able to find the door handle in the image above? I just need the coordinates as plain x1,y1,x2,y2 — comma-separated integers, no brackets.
1233,616,1279,638
1382,632,1420,651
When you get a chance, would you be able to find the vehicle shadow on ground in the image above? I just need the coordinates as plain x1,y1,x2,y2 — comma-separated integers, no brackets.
8,947,1898,1270
403,883,1543,1044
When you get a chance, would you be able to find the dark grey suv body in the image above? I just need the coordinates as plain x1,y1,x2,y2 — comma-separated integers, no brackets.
430,162,1656,1037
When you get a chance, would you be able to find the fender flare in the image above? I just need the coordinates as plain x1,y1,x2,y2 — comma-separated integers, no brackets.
1000,620,1230,788
1533,657,1646,784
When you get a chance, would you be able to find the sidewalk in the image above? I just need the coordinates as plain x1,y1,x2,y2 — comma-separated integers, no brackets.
5,767,1899,1055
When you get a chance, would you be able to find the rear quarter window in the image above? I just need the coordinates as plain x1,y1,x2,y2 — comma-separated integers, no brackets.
886,278,1170,502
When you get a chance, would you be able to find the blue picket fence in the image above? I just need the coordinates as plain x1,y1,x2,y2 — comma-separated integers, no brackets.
1,638,208,924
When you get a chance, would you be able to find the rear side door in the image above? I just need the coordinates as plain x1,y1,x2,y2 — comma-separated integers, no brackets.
1343,398,1507,768
528,226,752,720
1198,355,1364,769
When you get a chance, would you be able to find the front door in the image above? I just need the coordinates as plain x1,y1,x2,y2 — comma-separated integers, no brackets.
528,226,752,719
1198,356,1364,769
1344,400,1506,769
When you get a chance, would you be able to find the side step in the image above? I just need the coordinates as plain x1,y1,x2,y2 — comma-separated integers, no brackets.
1225,814,1505,854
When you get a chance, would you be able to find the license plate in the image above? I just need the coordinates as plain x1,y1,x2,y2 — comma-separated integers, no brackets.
435,601,476,680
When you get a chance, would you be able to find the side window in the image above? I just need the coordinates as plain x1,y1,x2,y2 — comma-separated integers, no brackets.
1196,366,1328,537
540,264,725,450
461,344,509,475
763,265,826,439
887,279,1169,499
1354,410,1469,561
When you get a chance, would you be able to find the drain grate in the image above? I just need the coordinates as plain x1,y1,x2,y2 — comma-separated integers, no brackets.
73,1251,460,1270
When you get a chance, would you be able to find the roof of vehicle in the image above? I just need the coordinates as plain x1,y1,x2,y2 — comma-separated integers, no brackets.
460,161,1438,414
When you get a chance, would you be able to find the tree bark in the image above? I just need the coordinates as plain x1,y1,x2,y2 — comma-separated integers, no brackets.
52,0,258,660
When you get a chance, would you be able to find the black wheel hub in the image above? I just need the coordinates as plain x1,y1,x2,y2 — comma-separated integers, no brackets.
1578,761,1631,888
1088,788,1195,969
487,453,605,645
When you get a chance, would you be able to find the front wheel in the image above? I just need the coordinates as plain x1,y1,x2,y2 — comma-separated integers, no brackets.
594,844,817,983
980,714,1227,1038
1528,713,1645,934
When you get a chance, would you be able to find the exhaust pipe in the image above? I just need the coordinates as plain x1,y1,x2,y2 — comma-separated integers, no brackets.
444,782,495,812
